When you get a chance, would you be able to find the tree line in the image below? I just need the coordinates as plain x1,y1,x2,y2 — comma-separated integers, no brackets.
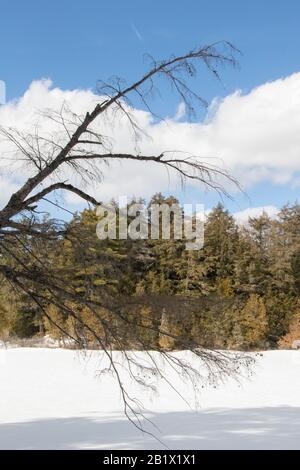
1,193,300,351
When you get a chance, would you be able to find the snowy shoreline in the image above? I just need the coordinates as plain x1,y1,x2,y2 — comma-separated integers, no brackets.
0,348,299,449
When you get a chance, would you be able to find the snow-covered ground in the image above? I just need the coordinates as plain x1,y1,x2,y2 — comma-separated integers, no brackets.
0,347,300,449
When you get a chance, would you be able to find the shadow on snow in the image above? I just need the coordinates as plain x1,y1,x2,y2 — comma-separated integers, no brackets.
0,406,300,449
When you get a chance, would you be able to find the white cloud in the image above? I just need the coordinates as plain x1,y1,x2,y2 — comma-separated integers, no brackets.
0,177,19,207
233,206,279,225
1,72,300,210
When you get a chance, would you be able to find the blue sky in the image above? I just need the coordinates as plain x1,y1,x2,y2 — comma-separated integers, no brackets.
2,0,300,102
1,0,300,215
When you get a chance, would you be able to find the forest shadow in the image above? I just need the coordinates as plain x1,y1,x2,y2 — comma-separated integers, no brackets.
0,406,300,449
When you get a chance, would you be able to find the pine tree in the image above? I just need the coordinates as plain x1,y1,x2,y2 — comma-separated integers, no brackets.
236,294,268,349
278,309,300,349
203,203,238,289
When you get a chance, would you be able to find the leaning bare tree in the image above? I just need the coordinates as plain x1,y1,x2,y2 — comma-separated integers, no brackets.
0,42,252,433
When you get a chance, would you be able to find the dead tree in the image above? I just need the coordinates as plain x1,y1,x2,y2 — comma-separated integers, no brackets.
0,42,251,433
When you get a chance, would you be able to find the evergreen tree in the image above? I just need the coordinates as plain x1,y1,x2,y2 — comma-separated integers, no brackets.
236,294,267,349
203,203,238,289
